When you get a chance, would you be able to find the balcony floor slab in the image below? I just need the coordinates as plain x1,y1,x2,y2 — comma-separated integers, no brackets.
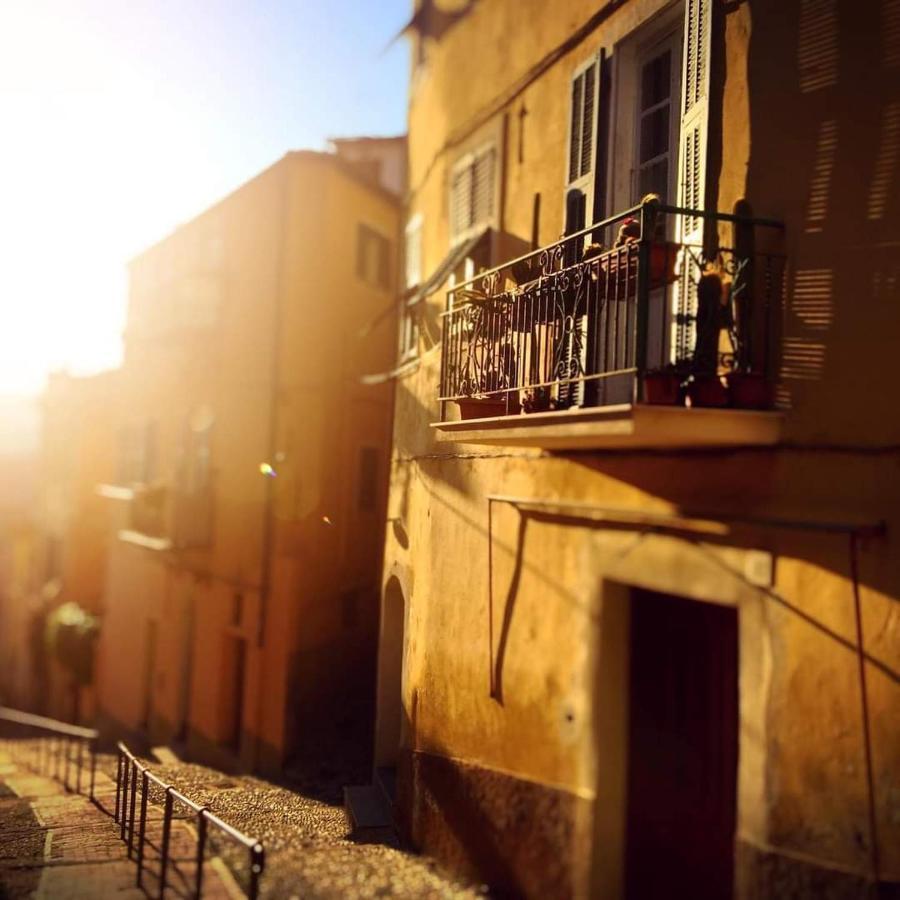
432,404,784,450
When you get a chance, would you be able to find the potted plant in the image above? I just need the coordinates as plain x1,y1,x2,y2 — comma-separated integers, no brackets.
727,370,773,409
650,240,680,285
522,386,552,413
642,364,684,405
687,374,730,407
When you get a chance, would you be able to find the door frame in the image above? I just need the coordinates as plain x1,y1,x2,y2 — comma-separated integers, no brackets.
589,534,773,898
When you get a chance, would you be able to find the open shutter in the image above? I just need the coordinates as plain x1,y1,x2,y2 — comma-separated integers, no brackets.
472,146,496,226
450,161,473,243
674,0,714,362
678,0,712,239
566,54,601,226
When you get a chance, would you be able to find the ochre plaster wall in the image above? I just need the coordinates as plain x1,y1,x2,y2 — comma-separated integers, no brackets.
382,0,900,895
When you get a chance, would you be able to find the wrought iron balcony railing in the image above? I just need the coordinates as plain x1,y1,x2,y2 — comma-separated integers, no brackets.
438,200,785,424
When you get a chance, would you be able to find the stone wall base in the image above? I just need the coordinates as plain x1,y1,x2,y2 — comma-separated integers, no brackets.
399,749,592,898
736,839,900,900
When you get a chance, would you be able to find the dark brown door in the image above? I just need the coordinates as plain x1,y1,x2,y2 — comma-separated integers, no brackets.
625,589,738,900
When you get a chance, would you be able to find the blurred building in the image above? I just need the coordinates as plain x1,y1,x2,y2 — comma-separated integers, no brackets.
365,0,900,897
0,449,40,712
0,373,117,721
95,140,403,775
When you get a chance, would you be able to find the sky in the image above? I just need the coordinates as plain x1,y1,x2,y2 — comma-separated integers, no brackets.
0,0,410,397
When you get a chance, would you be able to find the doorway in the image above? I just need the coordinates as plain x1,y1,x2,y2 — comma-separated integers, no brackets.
221,635,247,753
374,576,406,804
625,588,738,900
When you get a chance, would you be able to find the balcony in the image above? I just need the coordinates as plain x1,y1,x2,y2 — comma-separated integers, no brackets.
96,481,211,551
434,201,786,450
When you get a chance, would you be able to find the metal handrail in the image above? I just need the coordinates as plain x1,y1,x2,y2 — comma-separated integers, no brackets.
115,741,265,900
447,200,785,296
0,705,98,800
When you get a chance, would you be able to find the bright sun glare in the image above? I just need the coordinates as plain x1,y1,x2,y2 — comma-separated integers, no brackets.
0,3,243,395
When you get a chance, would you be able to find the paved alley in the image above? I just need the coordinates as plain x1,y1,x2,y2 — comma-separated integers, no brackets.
0,742,484,899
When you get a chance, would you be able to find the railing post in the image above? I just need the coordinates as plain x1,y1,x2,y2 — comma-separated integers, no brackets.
633,197,657,401
249,843,265,900
115,748,123,824
137,770,149,887
65,737,73,790
128,760,139,858
195,809,208,899
119,751,129,836
159,788,174,900
76,738,84,795
89,742,96,802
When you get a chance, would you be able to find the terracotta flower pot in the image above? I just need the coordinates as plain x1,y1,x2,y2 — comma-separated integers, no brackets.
456,396,510,420
688,375,729,408
650,242,680,285
643,372,682,405
727,372,773,410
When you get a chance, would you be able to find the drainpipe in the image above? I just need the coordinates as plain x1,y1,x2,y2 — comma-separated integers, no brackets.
253,159,290,771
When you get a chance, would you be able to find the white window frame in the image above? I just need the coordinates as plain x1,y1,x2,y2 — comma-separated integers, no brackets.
632,31,683,206
606,7,684,216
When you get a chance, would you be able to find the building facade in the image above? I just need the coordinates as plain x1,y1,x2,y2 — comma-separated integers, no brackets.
95,142,403,775
373,0,900,897
0,373,118,722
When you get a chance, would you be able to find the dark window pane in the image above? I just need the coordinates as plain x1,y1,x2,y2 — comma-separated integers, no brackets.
639,159,669,201
640,105,670,163
640,50,672,111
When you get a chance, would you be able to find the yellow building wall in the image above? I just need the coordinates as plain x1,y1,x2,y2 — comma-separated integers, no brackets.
96,152,398,776
382,1,900,896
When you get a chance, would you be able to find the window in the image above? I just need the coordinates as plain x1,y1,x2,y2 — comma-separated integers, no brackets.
175,413,213,548
635,42,679,203
449,145,496,244
118,420,158,485
399,307,420,362
356,224,391,290
357,446,378,512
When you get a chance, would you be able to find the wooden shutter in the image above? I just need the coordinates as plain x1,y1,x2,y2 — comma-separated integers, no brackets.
405,217,422,288
450,162,473,242
472,147,496,226
675,0,714,362
566,54,602,228
678,0,712,240
568,62,597,183
450,146,496,243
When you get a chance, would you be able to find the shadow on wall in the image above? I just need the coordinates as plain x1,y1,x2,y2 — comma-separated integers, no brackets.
744,0,900,436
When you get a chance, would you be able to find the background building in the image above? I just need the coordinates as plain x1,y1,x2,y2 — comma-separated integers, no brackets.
95,140,403,776
371,0,900,897
0,373,116,722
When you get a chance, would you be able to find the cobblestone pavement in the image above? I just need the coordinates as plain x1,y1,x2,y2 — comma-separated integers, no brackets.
0,743,237,900
1,743,486,899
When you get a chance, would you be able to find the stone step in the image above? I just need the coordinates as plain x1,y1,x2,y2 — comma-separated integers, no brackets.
343,784,399,847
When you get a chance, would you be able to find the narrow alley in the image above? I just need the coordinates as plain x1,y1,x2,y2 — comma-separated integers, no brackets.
0,740,483,899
